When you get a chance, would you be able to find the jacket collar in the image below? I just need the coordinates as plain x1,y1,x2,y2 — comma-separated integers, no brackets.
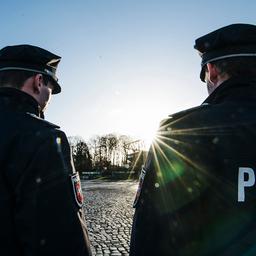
203,76,256,105
0,87,44,118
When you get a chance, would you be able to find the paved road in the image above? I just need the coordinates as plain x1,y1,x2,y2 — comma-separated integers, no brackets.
82,180,138,256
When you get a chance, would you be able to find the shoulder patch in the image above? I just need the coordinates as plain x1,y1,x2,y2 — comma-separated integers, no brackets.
71,172,84,208
26,112,60,128
133,167,147,208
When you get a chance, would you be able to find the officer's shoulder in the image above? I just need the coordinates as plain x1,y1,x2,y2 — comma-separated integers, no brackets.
159,104,211,128
169,103,211,119
25,112,60,129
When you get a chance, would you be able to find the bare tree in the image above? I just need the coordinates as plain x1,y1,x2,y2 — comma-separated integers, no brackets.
87,133,146,174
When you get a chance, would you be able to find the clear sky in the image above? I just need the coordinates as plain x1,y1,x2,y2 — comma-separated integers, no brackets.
1,0,256,147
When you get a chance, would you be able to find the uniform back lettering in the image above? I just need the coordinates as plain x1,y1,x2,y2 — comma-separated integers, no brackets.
238,167,255,202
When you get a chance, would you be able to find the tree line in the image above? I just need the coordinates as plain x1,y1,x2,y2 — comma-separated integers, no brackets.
68,134,147,178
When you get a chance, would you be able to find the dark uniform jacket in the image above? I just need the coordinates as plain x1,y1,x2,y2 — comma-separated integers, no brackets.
130,77,256,256
0,88,91,256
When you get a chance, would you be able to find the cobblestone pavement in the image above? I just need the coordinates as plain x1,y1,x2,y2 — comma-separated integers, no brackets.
82,180,138,256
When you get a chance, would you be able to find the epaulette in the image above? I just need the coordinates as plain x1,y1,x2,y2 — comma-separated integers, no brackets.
25,112,60,129
169,103,210,120
158,103,210,130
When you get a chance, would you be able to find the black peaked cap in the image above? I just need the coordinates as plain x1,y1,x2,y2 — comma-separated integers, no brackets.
0,44,61,94
194,23,256,81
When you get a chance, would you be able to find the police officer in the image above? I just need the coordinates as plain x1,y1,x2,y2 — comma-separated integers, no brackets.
130,24,256,255
0,45,92,256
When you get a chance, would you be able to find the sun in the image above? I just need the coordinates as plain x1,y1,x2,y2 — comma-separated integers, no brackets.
141,129,157,150
118,109,165,151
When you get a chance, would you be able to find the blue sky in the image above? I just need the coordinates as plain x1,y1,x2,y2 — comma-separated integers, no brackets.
1,0,256,146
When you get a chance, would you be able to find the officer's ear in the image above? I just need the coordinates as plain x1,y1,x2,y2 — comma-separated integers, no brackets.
32,74,44,94
206,63,219,85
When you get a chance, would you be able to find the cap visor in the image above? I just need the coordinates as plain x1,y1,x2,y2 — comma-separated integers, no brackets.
52,81,61,94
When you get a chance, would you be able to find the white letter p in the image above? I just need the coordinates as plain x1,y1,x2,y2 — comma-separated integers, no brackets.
238,167,255,202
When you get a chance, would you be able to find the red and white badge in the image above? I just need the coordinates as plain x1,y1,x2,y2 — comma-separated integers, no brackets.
133,167,146,208
71,172,84,207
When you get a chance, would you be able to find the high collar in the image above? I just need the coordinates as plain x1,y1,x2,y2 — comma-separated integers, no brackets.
0,87,44,118
203,76,256,105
